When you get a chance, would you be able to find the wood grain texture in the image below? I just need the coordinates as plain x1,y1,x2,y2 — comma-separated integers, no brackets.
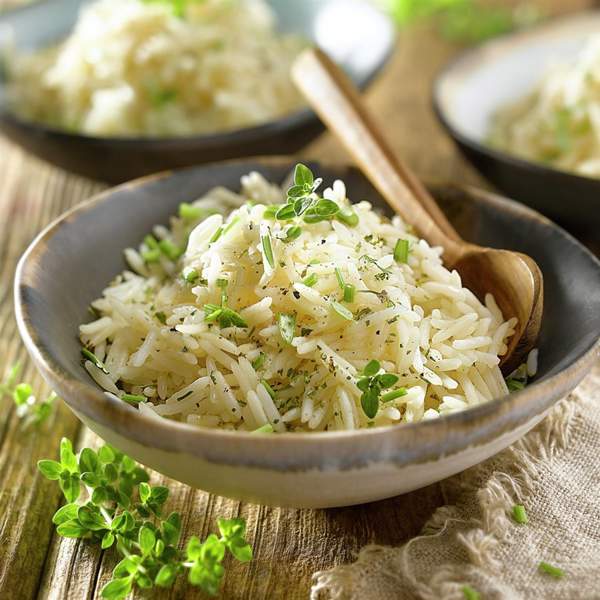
0,1,592,599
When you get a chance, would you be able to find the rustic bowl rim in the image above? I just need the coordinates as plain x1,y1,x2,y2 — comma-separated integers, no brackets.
14,157,600,469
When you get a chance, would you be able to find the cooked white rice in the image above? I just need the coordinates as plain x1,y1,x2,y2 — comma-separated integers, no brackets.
489,35,600,178
7,0,305,136
79,169,517,432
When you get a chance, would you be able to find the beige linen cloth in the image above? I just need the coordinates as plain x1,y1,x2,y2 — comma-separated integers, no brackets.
311,359,600,600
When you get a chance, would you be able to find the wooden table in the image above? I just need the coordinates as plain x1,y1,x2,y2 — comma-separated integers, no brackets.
0,2,590,598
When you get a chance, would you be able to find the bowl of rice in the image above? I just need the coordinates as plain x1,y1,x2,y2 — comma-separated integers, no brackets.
15,158,600,507
0,0,394,182
433,10,600,233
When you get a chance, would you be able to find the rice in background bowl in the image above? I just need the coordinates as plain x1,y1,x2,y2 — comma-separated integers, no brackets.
7,0,306,137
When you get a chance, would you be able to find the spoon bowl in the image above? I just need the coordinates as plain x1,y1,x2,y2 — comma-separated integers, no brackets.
292,49,543,373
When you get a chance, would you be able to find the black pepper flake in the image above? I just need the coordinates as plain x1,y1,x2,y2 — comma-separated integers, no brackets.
293,291,300,300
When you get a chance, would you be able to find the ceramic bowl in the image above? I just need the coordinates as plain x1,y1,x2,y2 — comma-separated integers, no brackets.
433,11,600,234
0,0,393,183
15,158,600,508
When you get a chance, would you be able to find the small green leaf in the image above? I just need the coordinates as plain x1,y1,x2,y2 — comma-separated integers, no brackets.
376,373,399,389
361,388,380,419
100,577,133,600
155,563,178,588
78,505,108,531
52,503,79,525
60,438,78,473
150,486,169,506
139,481,151,503
139,525,156,555
98,445,116,464
363,360,381,377
277,313,296,345
60,474,81,503
284,225,302,242
78,448,99,474
186,536,203,561
101,531,115,549
38,459,63,480
275,204,296,221
294,163,314,188
314,198,339,217
302,207,326,224
56,519,88,538
13,383,33,406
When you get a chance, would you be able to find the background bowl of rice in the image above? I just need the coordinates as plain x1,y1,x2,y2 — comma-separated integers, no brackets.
14,158,600,508
0,0,394,183
433,10,600,234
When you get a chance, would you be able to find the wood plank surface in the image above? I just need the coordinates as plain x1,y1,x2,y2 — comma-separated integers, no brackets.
0,1,592,599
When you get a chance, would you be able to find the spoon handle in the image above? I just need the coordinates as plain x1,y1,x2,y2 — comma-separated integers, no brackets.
292,48,463,260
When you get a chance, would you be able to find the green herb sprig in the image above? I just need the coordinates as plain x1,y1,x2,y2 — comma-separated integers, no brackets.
357,360,406,419
275,164,358,227
38,439,252,599
1,363,57,426
203,279,247,329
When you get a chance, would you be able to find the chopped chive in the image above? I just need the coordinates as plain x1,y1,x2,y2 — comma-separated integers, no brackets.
308,259,320,265
506,378,525,392
461,586,480,600
538,561,565,579
302,273,318,287
260,379,276,399
144,234,159,250
393,239,410,263
178,203,216,221
158,239,184,261
330,300,353,321
155,311,167,324
284,225,302,242
219,308,247,328
261,232,275,269
343,283,355,303
278,313,296,345
251,423,274,434
81,348,109,374
251,353,266,371
335,267,345,289
381,388,407,402
204,307,223,323
183,268,199,284
216,278,228,289
512,504,528,524
223,216,240,235
121,394,146,405
209,226,223,245
141,248,161,263
336,208,359,227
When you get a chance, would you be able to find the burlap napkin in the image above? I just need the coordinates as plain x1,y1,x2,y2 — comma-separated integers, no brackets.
311,358,600,600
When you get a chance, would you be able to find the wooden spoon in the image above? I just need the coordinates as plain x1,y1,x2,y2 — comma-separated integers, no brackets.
292,48,543,375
